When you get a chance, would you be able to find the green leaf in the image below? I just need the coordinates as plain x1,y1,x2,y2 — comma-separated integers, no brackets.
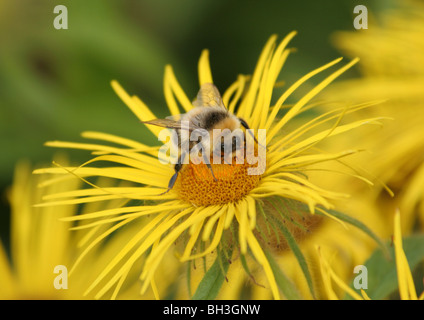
192,249,231,300
264,250,302,300
345,234,424,300
268,214,316,298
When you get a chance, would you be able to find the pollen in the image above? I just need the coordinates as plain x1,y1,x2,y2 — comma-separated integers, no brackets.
176,159,262,206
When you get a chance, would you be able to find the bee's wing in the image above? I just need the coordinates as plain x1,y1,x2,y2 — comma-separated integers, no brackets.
143,118,195,131
165,114,181,121
193,83,226,109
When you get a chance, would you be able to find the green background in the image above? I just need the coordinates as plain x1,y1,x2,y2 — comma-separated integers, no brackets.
0,0,394,250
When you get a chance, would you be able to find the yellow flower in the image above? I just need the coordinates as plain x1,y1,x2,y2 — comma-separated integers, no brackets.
0,160,176,299
323,0,424,233
317,210,424,300
35,32,384,299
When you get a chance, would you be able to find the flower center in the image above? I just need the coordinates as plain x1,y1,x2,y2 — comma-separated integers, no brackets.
175,159,263,206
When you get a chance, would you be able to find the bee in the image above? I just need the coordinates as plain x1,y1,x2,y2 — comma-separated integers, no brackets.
143,83,258,193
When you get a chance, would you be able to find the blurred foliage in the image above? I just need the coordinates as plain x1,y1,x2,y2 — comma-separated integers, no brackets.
0,0,395,246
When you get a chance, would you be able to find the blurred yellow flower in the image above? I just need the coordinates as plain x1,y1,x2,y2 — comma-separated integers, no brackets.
317,210,424,300
324,0,424,233
0,160,177,299
35,32,384,299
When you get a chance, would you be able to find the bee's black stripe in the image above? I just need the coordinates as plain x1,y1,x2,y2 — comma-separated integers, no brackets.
203,110,228,130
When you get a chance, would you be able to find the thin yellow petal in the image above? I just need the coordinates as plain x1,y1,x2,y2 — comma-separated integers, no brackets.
251,31,296,129
132,96,164,137
271,117,384,155
316,246,339,300
224,202,236,229
181,220,204,260
361,289,371,300
246,196,257,230
202,206,227,241
249,51,273,129
268,58,359,141
272,101,382,152
0,241,15,298
140,207,222,294
315,207,349,230
73,154,171,177
143,207,219,279
43,187,170,201
246,230,280,300
265,57,343,130
164,65,193,114
234,199,248,253
34,166,169,189
85,209,190,297
222,75,247,113
69,216,138,276
61,201,187,221
394,210,418,300
110,80,162,137
198,49,213,86
110,266,131,300
42,140,166,171
183,212,227,261
81,131,150,150
238,35,278,120
151,276,160,300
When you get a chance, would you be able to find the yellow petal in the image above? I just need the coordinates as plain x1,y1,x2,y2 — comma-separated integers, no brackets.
111,80,162,137
316,246,340,300
164,65,193,114
238,35,278,120
265,57,343,131
222,75,247,113
268,58,359,141
198,49,213,86
0,241,15,298
246,230,280,300
394,210,418,300
183,211,227,261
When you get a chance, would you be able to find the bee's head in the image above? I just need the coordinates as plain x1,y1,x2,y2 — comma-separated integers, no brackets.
211,127,245,164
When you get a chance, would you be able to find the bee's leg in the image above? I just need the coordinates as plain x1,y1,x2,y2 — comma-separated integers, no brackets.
159,154,184,195
222,156,231,165
159,172,179,195
238,117,268,150
213,148,230,165
200,146,217,181
206,162,217,181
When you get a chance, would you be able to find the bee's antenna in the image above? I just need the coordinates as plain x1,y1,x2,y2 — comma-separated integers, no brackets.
238,117,268,151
